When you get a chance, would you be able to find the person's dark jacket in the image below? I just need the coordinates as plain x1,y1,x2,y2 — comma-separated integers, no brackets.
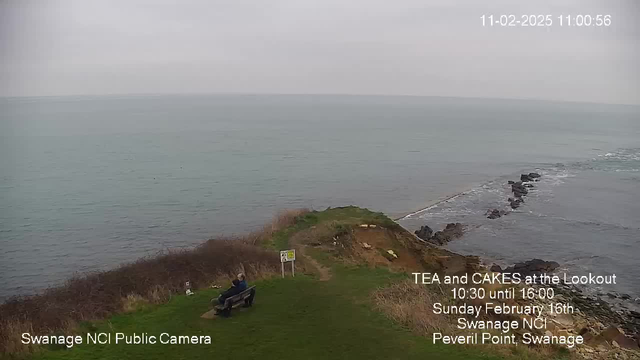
218,279,242,304
237,279,247,291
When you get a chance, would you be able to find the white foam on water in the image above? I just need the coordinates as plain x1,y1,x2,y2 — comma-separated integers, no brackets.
400,191,471,220
537,169,574,187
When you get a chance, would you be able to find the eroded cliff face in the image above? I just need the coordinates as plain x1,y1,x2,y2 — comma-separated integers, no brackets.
289,215,480,276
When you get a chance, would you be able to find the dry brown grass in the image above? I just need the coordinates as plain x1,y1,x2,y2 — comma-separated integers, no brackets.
373,279,455,334
290,221,334,244
122,294,149,313
0,320,37,356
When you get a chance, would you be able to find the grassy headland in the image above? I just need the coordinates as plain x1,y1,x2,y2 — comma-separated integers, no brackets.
1,207,566,360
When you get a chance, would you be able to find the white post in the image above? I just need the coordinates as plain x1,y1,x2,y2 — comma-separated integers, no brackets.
292,260,295,277
281,262,285,278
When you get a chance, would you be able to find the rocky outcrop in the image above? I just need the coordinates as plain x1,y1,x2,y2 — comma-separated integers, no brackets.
546,283,640,358
414,225,433,241
521,172,541,182
593,326,639,350
485,172,541,221
486,209,507,219
511,181,529,198
506,172,540,205
508,197,524,209
478,259,640,358
501,258,560,277
430,223,464,245
490,264,503,272
415,223,464,245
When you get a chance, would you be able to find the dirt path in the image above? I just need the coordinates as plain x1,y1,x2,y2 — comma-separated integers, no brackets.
294,244,332,281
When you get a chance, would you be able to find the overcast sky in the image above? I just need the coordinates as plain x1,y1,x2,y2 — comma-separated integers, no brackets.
1,0,639,104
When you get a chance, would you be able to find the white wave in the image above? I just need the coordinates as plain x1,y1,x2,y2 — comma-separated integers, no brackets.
400,191,474,220
537,169,574,187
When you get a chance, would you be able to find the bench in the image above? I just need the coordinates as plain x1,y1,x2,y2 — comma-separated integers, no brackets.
212,286,256,317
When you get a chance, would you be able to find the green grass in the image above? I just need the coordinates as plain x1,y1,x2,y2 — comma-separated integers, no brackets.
304,206,399,229
30,266,506,360
270,206,399,250
26,207,564,360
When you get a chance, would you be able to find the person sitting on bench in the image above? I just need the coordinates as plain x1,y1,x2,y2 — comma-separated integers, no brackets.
237,273,247,291
217,279,242,305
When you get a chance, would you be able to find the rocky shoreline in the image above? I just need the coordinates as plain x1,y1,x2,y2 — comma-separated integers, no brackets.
519,273,640,359
492,260,640,353
410,171,640,358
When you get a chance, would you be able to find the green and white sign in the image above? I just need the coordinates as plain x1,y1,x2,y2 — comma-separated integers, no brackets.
280,249,296,263
280,249,296,278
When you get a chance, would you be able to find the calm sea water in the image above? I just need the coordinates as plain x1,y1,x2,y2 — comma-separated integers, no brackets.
1,95,639,301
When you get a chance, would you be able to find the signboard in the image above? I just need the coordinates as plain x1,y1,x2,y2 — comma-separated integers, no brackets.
280,250,296,263
280,249,296,278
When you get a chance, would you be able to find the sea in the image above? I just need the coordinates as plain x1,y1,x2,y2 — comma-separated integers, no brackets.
1,94,638,303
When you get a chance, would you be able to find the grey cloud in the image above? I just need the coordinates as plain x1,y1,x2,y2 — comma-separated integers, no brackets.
1,0,638,104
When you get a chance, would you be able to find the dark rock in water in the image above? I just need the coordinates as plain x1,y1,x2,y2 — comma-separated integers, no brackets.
512,190,527,198
430,232,447,245
415,223,464,245
414,225,434,241
490,264,503,272
521,174,534,182
486,209,506,219
444,222,463,233
524,183,534,188
503,259,560,277
520,173,541,182
430,223,464,245
511,182,528,197
508,198,523,209
508,180,515,185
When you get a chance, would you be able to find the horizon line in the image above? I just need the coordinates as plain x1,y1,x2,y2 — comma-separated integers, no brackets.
1,92,639,107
